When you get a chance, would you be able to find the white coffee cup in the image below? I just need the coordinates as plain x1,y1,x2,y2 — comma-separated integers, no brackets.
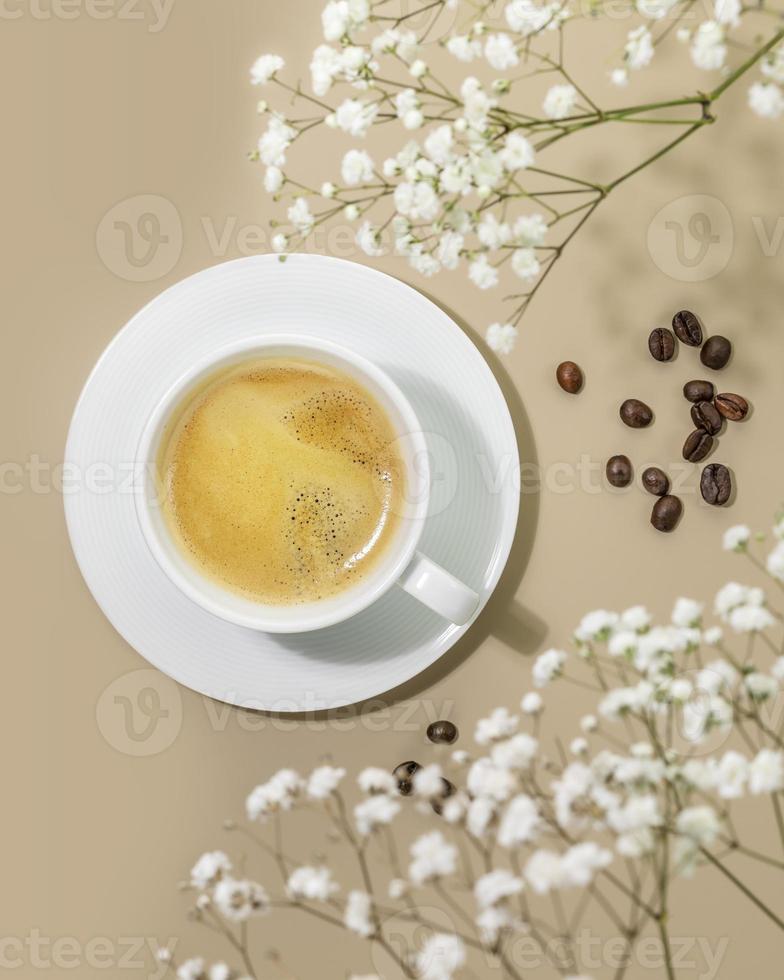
135,334,479,632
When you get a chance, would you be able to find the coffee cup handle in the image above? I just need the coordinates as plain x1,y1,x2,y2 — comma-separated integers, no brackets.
397,552,479,626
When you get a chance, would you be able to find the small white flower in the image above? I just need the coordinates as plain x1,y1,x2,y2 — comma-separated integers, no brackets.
560,842,613,886
258,116,296,167
344,203,360,221
576,609,619,642
521,691,543,714
321,181,336,198
715,582,764,617
436,231,463,270
484,34,519,71
388,878,407,899
511,247,540,281
467,758,516,802
190,851,231,890
723,525,751,551
499,132,535,171
287,197,314,233
209,964,231,980
409,830,458,885
620,605,651,631
469,255,499,290
415,933,466,980
410,58,427,78
344,890,374,936
625,26,654,70
486,322,518,354
246,769,304,821
413,764,446,799
749,82,784,119
264,166,283,193
729,604,775,633
475,706,519,745
543,83,577,119
703,625,723,645
395,88,424,129
474,869,523,908
177,959,206,980
608,630,638,658
358,767,397,795
355,794,400,835
749,749,784,793
767,540,784,580
524,850,564,893
513,213,547,247
715,750,749,798
533,648,567,687
676,805,720,844
460,76,496,130
610,67,628,86
672,597,704,628
307,765,346,799
570,737,588,755
341,148,375,185
287,866,339,902
498,794,541,847
466,796,496,837
321,0,369,41
581,714,598,732
334,98,378,137
271,233,288,253
213,878,269,921
745,672,778,701
476,905,514,943
250,54,284,85
505,0,558,35
447,35,481,62
492,733,539,770
714,0,741,25
424,124,454,165
310,44,342,96
772,657,784,682
395,181,439,221
691,21,726,71
356,221,386,257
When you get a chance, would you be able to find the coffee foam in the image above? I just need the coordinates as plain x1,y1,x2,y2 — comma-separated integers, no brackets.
158,358,403,605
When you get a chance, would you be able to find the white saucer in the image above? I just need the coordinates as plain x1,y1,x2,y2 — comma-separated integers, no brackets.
64,255,519,710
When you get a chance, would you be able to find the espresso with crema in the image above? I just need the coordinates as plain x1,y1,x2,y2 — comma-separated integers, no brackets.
157,358,404,605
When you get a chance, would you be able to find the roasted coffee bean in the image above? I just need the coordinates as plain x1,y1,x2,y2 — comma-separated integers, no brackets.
715,392,749,422
683,429,714,462
690,400,722,435
651,494,683,532
606,455,632,487
393,761,420,796
672,310,703,346
620,398,653,428
556,360,583,394
427,720,459,745
683,379,714,403
648,328,675,362
642,466,669,496
701,463,732,506
700,335,732,370
430,778,457,815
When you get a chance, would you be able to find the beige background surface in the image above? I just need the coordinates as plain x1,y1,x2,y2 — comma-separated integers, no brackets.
2,1,783,977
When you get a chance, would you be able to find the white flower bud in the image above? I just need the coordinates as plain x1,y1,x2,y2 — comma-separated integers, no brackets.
410,59,427,78
256,100,268,114
344,203,359,220
477,184,491,199
321,181,336,198
325,113,337,128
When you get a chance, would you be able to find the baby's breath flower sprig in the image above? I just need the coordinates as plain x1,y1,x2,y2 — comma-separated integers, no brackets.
165,508,784,979
248,0,784,353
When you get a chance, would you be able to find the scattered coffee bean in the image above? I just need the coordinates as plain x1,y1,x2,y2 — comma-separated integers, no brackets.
606,455,632,487
700,335,732,370
556,360,583,394
430,778,457,815
427,720,459,745
683,379,714,403
642,466,669,496
672,310,703,346
651,494,683,532
683,429,714,462
701,463,732,506
690,400,722,435
620,398,653,428
648,328,676,362
393,761,420,796
715,392,748,421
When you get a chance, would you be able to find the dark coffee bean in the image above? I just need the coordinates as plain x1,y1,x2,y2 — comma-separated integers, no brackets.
683,379,714,403
672,310,703,346
606,455,632,487
642,466,669,496
700,464,732,506
651,495,683,532
683,429,714,462
648,328,675,362
700,335,732,370
430,778,457,815
715,392,748,421
393,761,420,796
620,399,653,428
690,400,722,435
556,361,583,394
427,720,459,745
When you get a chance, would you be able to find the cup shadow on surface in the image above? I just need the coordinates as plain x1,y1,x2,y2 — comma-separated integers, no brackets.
254,296,545,722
